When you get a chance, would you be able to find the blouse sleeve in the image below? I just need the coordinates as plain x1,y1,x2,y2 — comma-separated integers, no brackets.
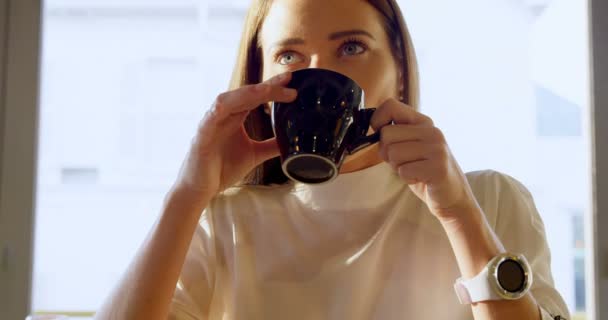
167,212,216,320
480,171,571,320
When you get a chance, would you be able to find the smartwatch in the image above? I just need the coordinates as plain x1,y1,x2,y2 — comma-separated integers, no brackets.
454,252,533,304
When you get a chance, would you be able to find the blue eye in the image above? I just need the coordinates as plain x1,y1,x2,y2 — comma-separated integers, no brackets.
340,41,366,56
277,51,304,65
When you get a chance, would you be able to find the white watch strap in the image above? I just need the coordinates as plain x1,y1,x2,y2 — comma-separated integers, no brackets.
454,266,501,304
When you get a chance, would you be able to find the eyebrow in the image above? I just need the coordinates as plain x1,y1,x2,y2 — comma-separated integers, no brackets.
268,29,376,51
328,29,376,41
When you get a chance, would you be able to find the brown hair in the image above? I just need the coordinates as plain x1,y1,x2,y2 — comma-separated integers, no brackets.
229,0,420,186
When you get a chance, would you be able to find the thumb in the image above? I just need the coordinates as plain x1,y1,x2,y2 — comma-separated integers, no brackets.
252,137,281,164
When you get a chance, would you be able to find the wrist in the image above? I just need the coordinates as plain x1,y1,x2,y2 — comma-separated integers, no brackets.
165,184,213,217
437,199,484,236
440,205,504,278
433,188,481,224
454,252,534,305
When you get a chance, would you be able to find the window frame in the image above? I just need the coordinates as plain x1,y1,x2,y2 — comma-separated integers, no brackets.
0,0,42,319
0,0,605,319
588,0,608,319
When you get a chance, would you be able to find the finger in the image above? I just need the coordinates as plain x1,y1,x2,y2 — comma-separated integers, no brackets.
379,140,435,168
265,71,294,86
396,159,441,185
225,110,251,133
380,124,445,146
210,72,297,121
370,98,433,131
252,137,280,164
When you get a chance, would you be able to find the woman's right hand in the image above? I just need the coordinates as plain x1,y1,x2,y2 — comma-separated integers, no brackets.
171,72,297,203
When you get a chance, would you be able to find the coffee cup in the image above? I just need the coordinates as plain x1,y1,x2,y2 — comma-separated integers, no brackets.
271,68,380,184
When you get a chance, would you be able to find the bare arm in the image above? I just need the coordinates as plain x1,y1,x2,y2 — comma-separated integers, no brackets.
440,207,542,320
93,189,210,320
372,101,566,319
93,72,295,320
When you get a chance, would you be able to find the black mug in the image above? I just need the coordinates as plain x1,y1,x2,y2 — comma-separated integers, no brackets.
271,68,380,184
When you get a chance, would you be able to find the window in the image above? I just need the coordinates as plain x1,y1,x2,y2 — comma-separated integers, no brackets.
30,0,590,318
401,1,589,317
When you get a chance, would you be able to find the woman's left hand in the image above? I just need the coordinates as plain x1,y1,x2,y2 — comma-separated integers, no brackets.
370,98,479,222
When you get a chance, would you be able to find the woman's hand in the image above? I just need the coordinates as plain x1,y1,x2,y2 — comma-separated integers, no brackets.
370,98,479,221
171,72,297,203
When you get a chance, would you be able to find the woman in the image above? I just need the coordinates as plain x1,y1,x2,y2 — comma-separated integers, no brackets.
94,0,569,319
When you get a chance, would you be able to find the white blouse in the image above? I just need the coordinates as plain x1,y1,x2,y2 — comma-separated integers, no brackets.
169,161,569,320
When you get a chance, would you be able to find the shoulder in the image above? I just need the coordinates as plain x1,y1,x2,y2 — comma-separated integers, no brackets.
466,169,527,190
465,170,536,228
466,169,532,202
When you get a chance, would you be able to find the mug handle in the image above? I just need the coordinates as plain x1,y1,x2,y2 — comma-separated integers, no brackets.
346,108,381,154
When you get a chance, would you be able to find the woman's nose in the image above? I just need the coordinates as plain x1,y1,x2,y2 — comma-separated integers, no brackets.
306,55,350,79
308,55,335,71
308,55,322,69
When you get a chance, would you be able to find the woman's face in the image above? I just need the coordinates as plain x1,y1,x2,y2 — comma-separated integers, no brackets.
259,0,402,170
259,0,401,106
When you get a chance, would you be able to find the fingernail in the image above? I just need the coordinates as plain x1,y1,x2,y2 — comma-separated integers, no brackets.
270,73,287,85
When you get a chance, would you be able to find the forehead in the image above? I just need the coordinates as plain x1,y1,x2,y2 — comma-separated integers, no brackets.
259,0,385,46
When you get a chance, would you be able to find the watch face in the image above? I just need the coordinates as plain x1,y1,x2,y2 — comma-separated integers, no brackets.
497,259,525,292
